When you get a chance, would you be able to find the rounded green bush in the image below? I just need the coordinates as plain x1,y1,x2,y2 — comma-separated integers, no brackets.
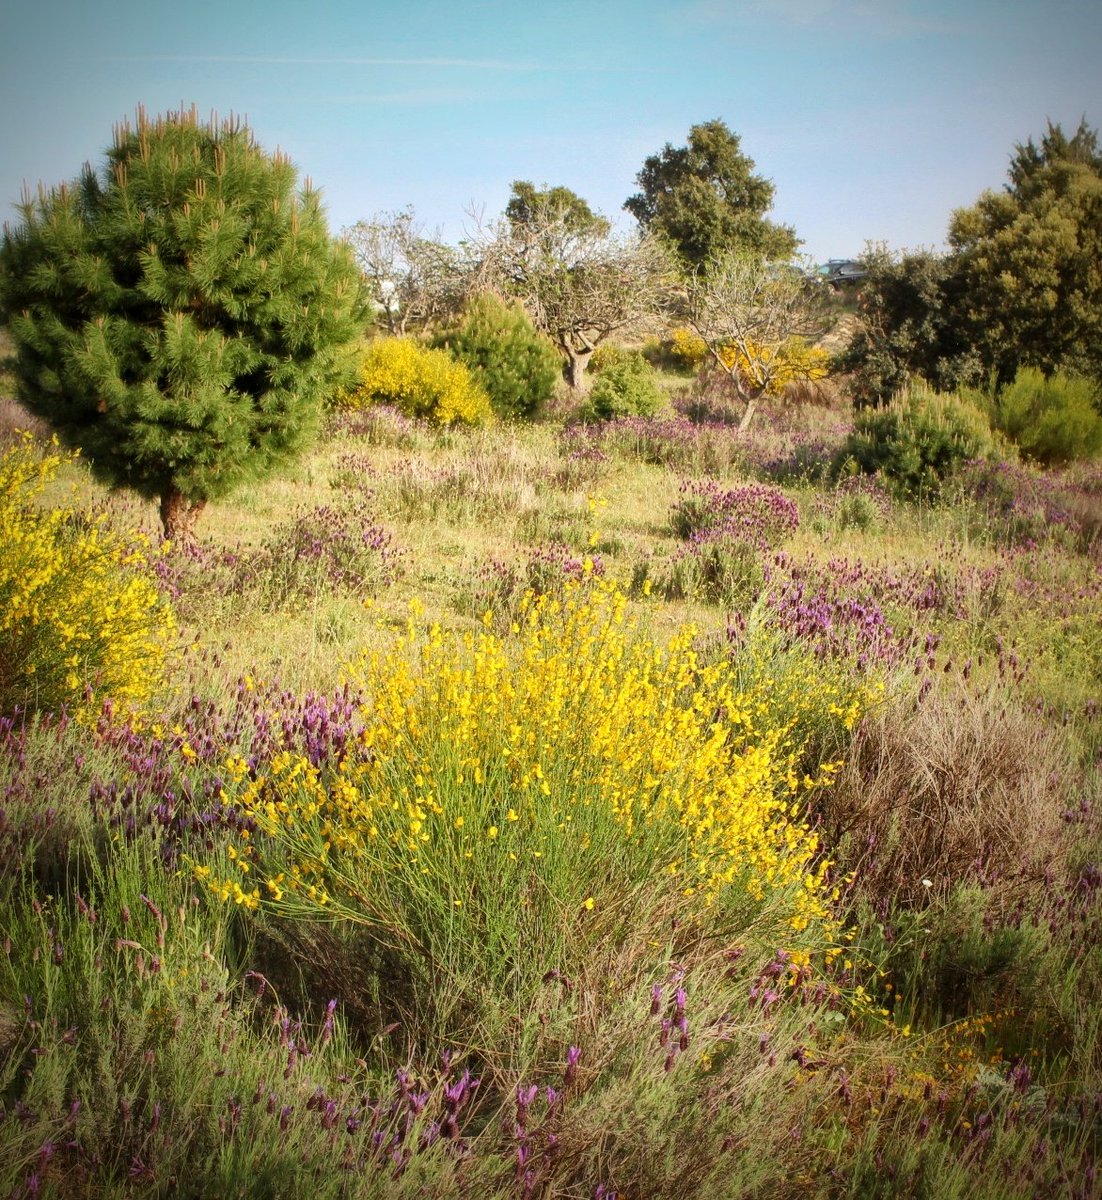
582,347,664,421
992,368,1102,466
434,293,561,421
832,384,1002,500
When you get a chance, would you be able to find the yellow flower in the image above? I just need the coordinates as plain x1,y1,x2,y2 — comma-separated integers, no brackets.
0,437,173,715
206,578,871,952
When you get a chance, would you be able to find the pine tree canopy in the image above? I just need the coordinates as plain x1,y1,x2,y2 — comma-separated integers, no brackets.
0,105,366,537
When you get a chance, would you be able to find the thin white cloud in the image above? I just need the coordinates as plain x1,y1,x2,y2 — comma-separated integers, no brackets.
298,90,487,106
685,0,961,36
107,54,652,74
119,54,533,69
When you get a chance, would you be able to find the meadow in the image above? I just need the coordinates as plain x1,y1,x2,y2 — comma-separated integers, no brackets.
1,351,1101,1199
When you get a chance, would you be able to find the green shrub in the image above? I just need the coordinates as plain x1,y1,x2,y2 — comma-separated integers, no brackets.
582,347,663,421
434,293,561,421
832,384,1002,500
662,536,766,609
340,337,492,427
990,368,1102,466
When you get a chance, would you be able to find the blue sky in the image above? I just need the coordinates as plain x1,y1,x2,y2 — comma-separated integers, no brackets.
2,0,1099,262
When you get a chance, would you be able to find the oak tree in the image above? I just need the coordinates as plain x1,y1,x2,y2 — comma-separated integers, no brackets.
948,118,1102,383
836,245,982,407
625,119,798,269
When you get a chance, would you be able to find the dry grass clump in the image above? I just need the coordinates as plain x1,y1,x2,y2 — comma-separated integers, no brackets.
820,679,1078,907
781,375,844,410
0,397,50,445
375,445,543,524
1059,488,1102,559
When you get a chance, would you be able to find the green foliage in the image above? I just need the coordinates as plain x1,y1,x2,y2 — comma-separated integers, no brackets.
662,536,766,609
0,802,412,1200
433,293,561,420
842,121,1102,405
505,180,610,238
837,246,983,407
581,346,663,420
0,107,365,538
831,488,886,533
833,384,1002,500
989,367,1102,465
949,119,1102,383
344,336,492,426
4,393,1102,1198
624,119,799,268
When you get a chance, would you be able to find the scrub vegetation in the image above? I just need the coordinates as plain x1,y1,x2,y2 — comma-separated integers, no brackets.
0,109,1100,1199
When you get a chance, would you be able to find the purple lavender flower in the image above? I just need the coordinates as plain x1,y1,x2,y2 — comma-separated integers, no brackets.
563,1045,581,1087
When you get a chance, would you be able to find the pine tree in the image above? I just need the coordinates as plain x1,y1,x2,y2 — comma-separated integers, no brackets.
0,106,365,539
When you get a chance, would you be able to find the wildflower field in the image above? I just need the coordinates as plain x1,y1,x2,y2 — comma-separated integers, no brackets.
1,369,1101,1199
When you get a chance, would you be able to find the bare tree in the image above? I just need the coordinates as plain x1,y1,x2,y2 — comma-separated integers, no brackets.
342,208,469,334
472,188,673,392
686,252,829,430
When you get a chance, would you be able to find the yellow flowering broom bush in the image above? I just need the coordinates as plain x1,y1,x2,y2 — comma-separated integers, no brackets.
201,581,875,1049
720,336,831,395
665,327,830,395
667,326,711,370
338,336,493,427
0,434,174,715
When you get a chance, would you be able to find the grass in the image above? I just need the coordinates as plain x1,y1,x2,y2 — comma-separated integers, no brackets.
2,368,1101,1198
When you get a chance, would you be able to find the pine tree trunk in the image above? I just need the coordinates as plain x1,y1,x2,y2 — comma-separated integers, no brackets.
159,487,206,542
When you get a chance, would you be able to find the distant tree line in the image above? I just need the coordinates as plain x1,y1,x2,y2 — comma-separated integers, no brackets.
3,105,1097,538
842,119,1102,405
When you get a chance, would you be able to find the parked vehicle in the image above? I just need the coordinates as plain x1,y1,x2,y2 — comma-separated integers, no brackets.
816,259,867,288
